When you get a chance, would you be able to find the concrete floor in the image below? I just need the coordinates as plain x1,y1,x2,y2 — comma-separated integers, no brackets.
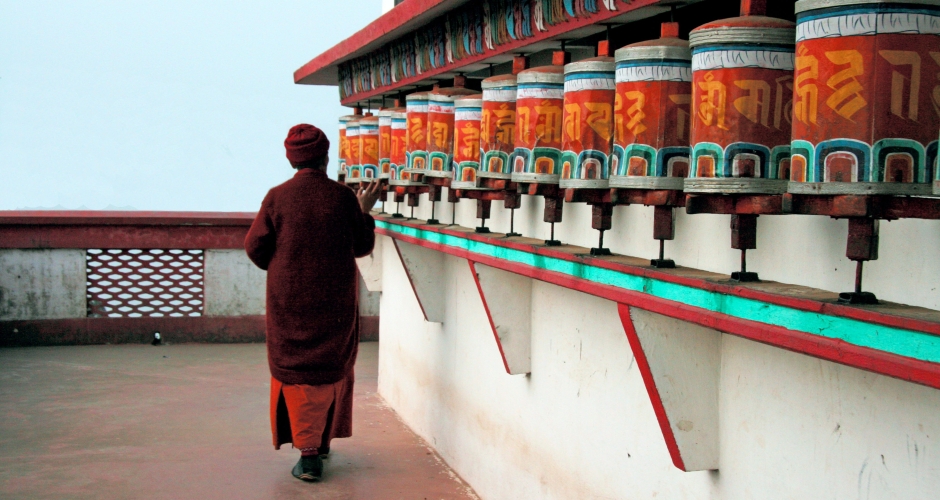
0,342,478,500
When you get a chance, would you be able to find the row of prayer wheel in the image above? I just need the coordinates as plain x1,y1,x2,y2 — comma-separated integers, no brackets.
338,0,940,197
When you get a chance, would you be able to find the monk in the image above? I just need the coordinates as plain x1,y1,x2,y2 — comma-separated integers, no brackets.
245,123,381,482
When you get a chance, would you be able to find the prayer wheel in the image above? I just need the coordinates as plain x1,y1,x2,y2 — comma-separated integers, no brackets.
389,109,408,183
378,108,398,180
480,74,518,180
511,65,565,184
422,87,478,179
685,13,795,194
358,115,380,182
789,0,940,196
610,23,692,190
451,94,485,190
398,92,429,186
559,56,616,189
345,117,362,184
338,114,357,180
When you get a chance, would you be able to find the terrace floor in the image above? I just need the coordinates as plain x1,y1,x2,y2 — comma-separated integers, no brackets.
0,342,478,499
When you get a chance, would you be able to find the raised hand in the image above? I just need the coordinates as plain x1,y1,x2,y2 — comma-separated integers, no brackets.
356,180,382,214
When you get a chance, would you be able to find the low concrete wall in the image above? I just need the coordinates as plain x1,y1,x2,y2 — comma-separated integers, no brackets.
204,249,267,317
0,212,381,345
0,249,86,321
376,197,940,499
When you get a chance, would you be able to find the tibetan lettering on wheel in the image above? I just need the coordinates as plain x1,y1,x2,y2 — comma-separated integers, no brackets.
399,92,430,186
686,14,795,194
357,115,380,183
560,56,615,189
790,0,940,196
378,108,401,181
610,23,692,191
388,109,408,184
345,118,362,184
511,65,565,185
338,114,357,182
480,74,518,180
451,94,485,190
423,87,478,180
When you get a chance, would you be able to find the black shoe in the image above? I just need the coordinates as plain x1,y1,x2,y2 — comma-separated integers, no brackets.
291,455,323,482
318,447,330,459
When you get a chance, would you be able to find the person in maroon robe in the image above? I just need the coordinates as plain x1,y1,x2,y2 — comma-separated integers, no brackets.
245,123,381,482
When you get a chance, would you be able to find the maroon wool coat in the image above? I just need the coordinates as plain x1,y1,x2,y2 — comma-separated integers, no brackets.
245,168,375,386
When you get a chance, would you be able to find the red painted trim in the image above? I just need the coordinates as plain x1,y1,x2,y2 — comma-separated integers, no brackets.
376,217,940,338
294,0,460,84
0,211,256,249
467,260,514,374
392,239,432,322
376,225,940,390
0,226,249,250
618,304,687,471
0,316,266,346
0,211,256,226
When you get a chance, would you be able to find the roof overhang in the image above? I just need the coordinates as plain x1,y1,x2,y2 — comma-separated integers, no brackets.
294,0,700,106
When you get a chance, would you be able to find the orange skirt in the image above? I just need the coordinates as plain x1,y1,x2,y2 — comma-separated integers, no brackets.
270,369,354,450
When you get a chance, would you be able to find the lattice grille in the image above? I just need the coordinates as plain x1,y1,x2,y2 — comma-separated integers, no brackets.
86,249,205,318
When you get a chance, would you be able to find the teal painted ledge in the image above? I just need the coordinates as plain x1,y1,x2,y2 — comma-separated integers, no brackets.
374,214,940,390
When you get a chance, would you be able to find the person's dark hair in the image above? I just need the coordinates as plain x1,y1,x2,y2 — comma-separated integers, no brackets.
291,155,328,171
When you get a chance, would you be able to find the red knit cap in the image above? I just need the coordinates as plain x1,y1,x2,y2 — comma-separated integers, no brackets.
284,124,330,165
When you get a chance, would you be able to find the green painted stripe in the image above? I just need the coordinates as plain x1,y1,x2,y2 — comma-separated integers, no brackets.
378,220,940,364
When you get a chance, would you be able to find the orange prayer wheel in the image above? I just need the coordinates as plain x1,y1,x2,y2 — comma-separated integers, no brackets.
357,115,380,183
400,92,430,186
511,66,565,185
338,114,357,180
559,56,616,189
378,108,398,180
422,87,478,179
345,117,362,184
480,74,517,180
686,9,795,194
610,22,692,190
451,94,484,190
389,109,408,184
790,0,940,196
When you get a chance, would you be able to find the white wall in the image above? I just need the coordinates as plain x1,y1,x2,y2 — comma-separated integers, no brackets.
375,191,940,498
0,249,86,321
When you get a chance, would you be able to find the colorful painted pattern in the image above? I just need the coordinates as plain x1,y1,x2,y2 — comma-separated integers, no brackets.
689,44,794,180
378,112,393,179
425,95,457,176
511,79,565,183
345,121,362,182
452,100,483,189
612,56,692,184
481,82,517,179
358,119,380,181
404,96,429,176
561,63,616,188
389,114,408,183
790,2,940,190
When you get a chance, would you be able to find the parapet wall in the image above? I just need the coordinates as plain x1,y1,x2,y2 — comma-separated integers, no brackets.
0,211,380,345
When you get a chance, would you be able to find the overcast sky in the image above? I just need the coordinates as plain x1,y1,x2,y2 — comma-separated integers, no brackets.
0,0,380,211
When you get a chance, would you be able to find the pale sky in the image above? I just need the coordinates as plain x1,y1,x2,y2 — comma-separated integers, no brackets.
0,0,380,211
